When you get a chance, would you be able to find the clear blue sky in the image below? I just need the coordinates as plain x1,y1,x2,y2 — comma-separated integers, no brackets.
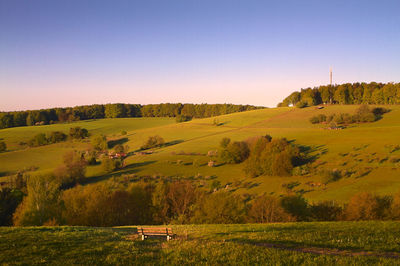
1,0,399,111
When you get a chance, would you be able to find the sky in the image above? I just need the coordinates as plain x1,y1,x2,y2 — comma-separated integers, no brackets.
1,0,400,111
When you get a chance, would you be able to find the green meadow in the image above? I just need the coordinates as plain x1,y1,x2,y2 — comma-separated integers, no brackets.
1,105,400,202
0,222,399,265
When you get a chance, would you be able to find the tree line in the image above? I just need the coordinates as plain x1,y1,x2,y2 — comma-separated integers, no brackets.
2,175,400,226
0,103,262,129
278,82,400,107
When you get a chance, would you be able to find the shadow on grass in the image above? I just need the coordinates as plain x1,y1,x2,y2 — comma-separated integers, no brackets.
83,160,157,185
163,139,184,147
108,137,129,149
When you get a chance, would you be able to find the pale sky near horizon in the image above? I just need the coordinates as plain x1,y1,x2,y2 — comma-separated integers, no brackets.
1,0,400,111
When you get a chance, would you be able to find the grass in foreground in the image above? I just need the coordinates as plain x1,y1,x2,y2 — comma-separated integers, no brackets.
0,222,399,265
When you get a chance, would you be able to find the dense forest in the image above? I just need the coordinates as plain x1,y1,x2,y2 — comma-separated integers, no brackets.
278,82,400,107
0,103,262,129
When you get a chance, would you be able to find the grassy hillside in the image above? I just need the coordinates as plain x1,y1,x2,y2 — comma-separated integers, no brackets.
1,105,400,202
0,222,399,265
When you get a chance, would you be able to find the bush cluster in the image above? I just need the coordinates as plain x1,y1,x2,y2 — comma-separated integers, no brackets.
309,105,389,125
141,135,165,150
69,127,89,140
244,136,304,177
175,115,192,123
27,131,67,147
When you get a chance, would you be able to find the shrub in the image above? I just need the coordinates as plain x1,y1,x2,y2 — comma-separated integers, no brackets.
176,115,192,123
69,127,89,140
114,144,128,154
310,201,343,221
0,141,6,152
48,131,67,143
102,157,122,173
309,114,327,124
320,169,342,184
141,135,165,150
309,116,320,124
120,130,127,135
295,101,307,108
280,195,310,221
28,133,48,147
85,150,98,165
209,180,221,191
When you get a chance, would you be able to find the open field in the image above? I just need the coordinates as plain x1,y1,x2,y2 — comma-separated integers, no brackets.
1,105,400,202
0,222,399,265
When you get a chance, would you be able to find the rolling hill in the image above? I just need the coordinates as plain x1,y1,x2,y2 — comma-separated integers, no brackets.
1,105,400,203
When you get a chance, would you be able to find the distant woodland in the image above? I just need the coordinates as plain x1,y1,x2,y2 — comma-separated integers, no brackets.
279,82,400,107
0,103,262,129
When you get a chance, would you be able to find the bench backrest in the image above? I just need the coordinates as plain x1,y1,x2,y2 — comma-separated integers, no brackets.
138,227,173,235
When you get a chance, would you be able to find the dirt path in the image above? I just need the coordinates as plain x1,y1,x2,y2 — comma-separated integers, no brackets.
236,241,400,259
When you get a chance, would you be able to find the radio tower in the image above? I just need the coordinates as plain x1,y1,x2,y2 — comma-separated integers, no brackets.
329,67,333,86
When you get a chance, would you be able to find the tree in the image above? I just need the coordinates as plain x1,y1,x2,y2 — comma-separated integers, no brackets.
91,134,108,151
219,141,249,164
371,89,384,104
0,113,14,129
344,192,379,221
13,175,62,226
248,195,293,223
391,191,400,220
166,181,199,223
62,183,153,226
333,85,350,104
0,188,24,225
54,151,87,188
244,137,302,177
104,104,125,118
192,191,245,224
382,83,397,104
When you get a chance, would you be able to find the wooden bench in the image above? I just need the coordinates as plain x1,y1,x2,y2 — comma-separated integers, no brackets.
138,227,174,241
